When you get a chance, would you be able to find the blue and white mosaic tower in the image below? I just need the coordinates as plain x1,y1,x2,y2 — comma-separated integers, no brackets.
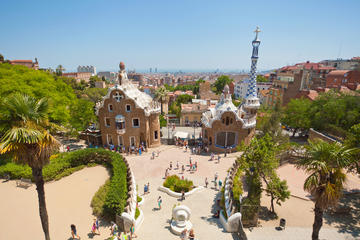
244,27,261,109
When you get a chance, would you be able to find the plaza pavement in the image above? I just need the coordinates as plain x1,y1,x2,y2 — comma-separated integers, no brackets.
126,145,239,240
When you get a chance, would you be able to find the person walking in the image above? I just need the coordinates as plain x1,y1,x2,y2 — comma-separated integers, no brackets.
170,161,173,170
189,156,192,165
71,224,80,239
147,182,150,193
211,152,214,161
218,179,222,190
214,180,218,190
180,229,187,240
91,219,97,235
152,151,155,159
157,196,162,210
181,190,185,201
182,165,185,173
217,155,221,163
130,223,137,239
205,177,208,188
95,218,100,235
176,161,179,169
188,229,195,240
215,172,218,182
110,221,118,236
144,184,148,195
195,161,197,171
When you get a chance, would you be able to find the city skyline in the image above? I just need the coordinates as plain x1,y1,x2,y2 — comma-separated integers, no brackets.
1,0,360,72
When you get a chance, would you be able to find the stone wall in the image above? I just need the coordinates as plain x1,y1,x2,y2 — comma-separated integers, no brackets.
308,128,338,143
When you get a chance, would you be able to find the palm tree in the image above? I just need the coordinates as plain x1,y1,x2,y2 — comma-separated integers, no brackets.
0,94,59,240
154,86,169,114
298,140,355,240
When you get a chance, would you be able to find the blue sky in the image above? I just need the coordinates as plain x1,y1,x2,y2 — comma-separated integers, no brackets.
1,0,360,72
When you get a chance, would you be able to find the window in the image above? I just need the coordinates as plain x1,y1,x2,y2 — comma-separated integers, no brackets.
105,118,111,127
113,92,123,102
126,104,131,112
130,136,136,146
154,130,158,140
118,136,124,146
115,115,125,130
226,117,229,125
108,104,113,112
230,118,233,124
107,134,113,145
132,118,140,128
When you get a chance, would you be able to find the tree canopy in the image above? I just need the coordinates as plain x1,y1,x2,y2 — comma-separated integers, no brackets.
282,98,312,136
213,75,233,94
256,75,268,82
0,63,96,131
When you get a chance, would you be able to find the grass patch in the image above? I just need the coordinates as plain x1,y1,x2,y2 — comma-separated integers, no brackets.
163,175,194,193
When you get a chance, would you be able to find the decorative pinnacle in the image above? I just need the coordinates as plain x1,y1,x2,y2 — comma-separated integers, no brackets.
254,26,261,40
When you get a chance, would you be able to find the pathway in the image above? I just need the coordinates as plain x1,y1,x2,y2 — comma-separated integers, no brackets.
0,166,109,240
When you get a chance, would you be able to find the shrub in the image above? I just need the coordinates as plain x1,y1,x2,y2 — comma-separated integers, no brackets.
91,180,111,217
163,175,194,193
137,195,142,203
135,207,140,219
163,175,180,190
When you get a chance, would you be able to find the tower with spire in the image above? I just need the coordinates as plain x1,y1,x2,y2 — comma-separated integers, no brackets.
244,26,261,110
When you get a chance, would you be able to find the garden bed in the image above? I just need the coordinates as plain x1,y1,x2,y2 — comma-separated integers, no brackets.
159,176,203,197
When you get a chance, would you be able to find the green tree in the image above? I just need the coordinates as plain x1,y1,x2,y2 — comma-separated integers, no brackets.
56,64,65,76
175,94,194,106
89,75,102,88
265,174,290,213
213,75,233,94
240,134,290,214
83,87,108,103
70,99,96,131
0,53,4,63
258,102,289,147
154,86,169,114
0,94,59,240
256,75,268,82
283,98,312,136
298,140,355,240
344,123,360,174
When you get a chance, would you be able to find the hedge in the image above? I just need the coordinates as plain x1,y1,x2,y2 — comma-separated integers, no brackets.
163,175,194,193
0,148,128,220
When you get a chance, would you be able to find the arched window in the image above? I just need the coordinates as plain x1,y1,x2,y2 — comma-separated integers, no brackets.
226,117,229,125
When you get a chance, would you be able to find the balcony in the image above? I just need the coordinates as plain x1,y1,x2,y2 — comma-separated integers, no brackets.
242,116,256,129
116,129,125,134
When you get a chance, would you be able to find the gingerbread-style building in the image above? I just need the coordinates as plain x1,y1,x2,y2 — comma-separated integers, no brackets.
96,62,161,149
201,27,262,152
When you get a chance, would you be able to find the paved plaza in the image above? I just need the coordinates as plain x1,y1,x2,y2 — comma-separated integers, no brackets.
0,145,359,239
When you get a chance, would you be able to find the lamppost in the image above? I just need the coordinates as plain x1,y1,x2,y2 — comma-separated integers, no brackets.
193,121,197,144
167,115,170,142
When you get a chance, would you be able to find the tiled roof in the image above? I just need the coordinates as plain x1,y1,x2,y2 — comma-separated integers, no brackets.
9,60,33,63
327,70,350,76
181,103,208,113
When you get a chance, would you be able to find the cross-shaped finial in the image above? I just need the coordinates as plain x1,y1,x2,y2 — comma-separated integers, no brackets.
254,26,261,39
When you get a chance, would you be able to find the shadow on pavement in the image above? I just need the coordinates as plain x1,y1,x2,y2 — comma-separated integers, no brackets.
323,193,360,238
